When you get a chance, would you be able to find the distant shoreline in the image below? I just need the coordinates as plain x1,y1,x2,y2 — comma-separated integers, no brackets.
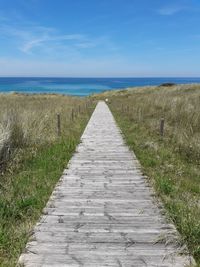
0,77,200,96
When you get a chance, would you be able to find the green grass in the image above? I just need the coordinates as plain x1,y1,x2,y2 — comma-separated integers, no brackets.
113,117,199,261
1,86,200,266
0,141,75,266
0,94,95,266
93,84,200,265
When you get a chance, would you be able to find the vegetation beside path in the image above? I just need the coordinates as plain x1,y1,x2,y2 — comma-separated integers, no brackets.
1,86,200,266
94,84,200,265
0,93,94,266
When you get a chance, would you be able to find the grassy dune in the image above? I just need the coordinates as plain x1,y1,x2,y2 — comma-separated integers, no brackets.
0,93,91,160
1,86,200,266
94,84,200,264
0,93,94,266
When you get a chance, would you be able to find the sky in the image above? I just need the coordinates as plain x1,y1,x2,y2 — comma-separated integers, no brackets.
0,0,200,77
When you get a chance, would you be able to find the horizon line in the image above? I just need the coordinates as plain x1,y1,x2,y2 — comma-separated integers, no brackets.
0,76,200,79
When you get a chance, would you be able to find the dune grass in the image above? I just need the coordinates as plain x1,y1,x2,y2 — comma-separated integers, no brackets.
0,93,94,266
94,84,200,265
1,87,199,265
0,93,91,161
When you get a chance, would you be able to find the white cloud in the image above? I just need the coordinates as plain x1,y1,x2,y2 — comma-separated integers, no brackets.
21,37,47,53
19,33,87,54
0,22,118,58
157,6,186,16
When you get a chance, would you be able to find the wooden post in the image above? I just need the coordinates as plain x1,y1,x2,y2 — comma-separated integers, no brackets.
57,113,61,137
138,108,142,122
121,104,124,112
71,109,74,121
78,105,81,114
160,118,165,136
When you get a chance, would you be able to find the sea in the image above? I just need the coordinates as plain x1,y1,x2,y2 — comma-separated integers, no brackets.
0,77,200,96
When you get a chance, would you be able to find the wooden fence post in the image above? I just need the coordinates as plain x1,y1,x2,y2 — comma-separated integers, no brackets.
71,109,74,121
57,113,61,137
138,108,141,122
160,118,165,136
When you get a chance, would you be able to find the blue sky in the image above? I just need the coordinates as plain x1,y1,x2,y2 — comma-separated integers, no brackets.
0,0,200,77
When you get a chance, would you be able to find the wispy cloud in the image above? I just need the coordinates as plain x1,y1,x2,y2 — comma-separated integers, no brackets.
157,5,186,16
21,36,48,53
0,21,118,59
19,32,87,54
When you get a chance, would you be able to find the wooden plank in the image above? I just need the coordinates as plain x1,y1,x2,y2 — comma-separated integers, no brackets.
18,101,195,267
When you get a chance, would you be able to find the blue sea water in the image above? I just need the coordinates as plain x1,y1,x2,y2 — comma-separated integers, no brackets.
0,77,200,96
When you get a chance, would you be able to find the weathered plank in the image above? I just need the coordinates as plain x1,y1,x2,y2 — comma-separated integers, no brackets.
18,101,195,267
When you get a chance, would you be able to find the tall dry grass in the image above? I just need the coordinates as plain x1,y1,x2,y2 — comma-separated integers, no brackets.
0,93,91,171
98,84,200,163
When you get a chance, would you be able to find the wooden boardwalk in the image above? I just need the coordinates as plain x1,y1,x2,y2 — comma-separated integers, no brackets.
19,101,194,267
